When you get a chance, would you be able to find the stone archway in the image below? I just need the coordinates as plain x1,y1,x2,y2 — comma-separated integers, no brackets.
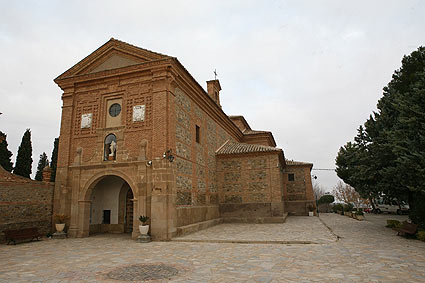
75,172,141,238
88,176,133,235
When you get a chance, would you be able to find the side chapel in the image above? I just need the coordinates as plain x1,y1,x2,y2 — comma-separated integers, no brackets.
53,39,315,240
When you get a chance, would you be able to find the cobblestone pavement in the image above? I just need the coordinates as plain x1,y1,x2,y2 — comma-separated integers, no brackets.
174,216,336,244
0,214,424,282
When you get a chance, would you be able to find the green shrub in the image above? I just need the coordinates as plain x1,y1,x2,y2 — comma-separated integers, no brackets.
318,195,335,204
356,210,364,216
409,192,425,230
386,219,401,228
343,203,354,212
416,231,425,242
332,203,343,213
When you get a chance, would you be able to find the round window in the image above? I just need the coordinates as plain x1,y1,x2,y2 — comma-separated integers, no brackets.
109,103,121,117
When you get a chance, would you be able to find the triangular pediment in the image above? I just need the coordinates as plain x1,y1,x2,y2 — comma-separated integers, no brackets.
82,51,146,74
55,38,170,82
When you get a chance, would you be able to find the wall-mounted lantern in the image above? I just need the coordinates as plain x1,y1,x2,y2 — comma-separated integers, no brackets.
163,149,174,162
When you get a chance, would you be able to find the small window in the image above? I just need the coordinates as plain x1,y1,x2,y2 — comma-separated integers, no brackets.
103,210,111,224
109,103,121,117
288,173,295,182
196,125,200,143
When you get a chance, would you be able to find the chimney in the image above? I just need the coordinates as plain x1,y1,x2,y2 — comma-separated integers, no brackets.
206,80,222,107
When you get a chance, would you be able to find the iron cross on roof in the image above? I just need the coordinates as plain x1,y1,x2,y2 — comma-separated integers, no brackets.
214,69,218,80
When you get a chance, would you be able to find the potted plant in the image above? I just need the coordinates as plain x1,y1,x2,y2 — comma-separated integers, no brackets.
308,204,314,216
54,213,69,232
138,215,150,235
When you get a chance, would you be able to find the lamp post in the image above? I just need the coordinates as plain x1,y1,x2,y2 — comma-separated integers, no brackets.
312,174,318,215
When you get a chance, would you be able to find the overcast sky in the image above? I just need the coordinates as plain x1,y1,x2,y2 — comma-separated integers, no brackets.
1,0,424,190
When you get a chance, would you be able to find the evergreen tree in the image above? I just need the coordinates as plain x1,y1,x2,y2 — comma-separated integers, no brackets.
35,152,49,181
14,129,33,178
378,47,425,208
0,131,13,172
50,137,59,182
336,46,425,226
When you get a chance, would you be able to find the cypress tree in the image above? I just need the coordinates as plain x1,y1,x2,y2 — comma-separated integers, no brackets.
14,129,33,178
35,152,49,181
50,137,59,182
0,131,13,172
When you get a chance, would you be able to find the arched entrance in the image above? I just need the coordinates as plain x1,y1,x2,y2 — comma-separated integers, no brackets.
88,175,134,235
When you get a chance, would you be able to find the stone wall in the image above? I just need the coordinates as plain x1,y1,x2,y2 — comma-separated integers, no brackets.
216,153,284,219
283,164,315,215
0,167,54,242
174,87,235,226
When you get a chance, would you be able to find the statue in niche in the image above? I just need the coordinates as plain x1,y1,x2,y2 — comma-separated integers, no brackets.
109,140,116,157
104,134,117,161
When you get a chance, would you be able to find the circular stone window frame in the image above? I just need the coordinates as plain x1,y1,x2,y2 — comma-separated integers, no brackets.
109,103,122,117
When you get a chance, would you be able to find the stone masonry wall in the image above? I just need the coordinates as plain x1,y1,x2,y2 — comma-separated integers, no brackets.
283,165,315,215
216,154,284,218
0,170,54,242
174,87,236,226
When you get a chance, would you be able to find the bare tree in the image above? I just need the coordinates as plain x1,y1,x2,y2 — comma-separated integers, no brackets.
313,182,326,199
332,181,369,208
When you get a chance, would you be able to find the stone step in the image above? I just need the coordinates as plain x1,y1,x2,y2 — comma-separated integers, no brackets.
222,213,288,224
174,218,223,237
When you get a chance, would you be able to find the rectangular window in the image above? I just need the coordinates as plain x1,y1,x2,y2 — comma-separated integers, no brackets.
288,173,295,182
196,125,200,143
103,210,111,224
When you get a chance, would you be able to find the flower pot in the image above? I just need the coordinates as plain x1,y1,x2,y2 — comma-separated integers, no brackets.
55,223,65,233
308,211,314,217
139,225,149,235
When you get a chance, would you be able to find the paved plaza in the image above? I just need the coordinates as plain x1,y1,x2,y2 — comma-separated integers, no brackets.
1,214,424,282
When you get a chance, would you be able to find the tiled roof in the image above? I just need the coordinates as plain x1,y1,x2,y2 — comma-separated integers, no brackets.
285,160,313,166
216,141,282,155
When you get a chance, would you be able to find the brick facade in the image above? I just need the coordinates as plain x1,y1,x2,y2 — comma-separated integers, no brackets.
52,39,315,240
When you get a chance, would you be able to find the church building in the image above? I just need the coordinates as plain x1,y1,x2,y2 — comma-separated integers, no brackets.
53,39,315,240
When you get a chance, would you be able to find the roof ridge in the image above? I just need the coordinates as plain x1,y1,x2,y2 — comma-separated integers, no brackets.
285,159,313,166
55,38,170,82
215,139,230,154
110,38,171,58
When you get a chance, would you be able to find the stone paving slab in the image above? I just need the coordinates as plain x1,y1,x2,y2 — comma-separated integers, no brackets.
0,214,424,282
173,216,337,244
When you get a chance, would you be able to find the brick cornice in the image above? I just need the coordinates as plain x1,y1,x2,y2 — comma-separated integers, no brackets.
55,59,171,90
